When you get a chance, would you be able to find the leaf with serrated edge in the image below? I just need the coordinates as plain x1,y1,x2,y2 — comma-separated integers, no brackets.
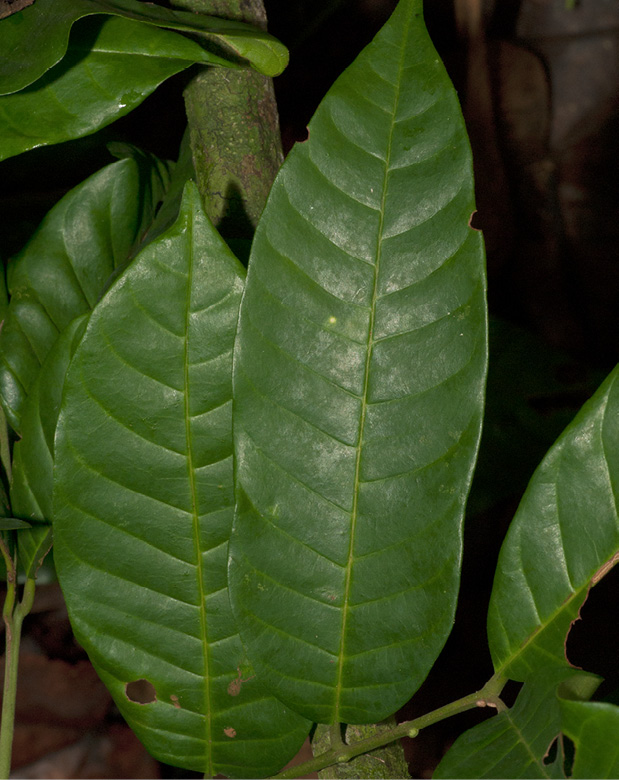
487,367,619,681
53,183,310,776
0,153,169,432
11,316,87,578
434,667,600,779
229,0,487,725
0,0,287,95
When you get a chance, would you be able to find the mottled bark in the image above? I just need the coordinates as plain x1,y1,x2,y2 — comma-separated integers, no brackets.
172,0,283,242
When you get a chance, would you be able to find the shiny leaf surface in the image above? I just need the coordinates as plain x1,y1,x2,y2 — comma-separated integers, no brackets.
487,366,619,680
53,184,310,776
0,16,217,161
434,668,600,779
229,0,487,724
11,316,87,577
0,0,287,95
0,153,170,432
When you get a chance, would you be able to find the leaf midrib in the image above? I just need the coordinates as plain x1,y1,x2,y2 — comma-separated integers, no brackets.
332,7,411,723
183,215,213,774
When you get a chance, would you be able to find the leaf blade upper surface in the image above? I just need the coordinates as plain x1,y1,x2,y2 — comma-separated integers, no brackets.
560,700,619,778
434,668,600,779
0,153,170,432
487,366,619,680
52,183,310,776
0,16,216,161
229,0,487,725
0,0,287,95
11,316,87,577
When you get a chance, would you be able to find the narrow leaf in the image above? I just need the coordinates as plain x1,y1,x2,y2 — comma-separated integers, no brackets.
434,668,600,779
53,183,310,776
11,316,87,577
487,367,619,680
0,16,219,162
0,153,170,432
560,699,619,778
0,518,31,529
0,0,287,96
229,0,487,724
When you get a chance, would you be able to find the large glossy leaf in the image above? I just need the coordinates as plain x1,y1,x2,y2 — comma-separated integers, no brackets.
0,152,170,432
434,668,600,779
487,366,619,680
560,699,619,778
0,0,287,95
0,16,222,162
52,183,310,776
229,0,487,724
11,316,87,578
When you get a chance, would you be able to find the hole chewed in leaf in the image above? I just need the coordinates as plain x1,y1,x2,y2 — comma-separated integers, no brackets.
224,727,237,738
566,560,619,693
543,735,559,766
468,210,482,231
170,694,181,709
125,679,157,705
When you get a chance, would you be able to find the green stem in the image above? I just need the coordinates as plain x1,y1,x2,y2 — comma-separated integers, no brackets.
271,673,508,779
0,577,35,779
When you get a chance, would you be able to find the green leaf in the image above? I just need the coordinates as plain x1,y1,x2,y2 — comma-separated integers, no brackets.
11,316,87,577
138,128,196,248
229,0,487,724
434,668,600,779
487,366,619,680
0,517,31,529
0,152,170,432
560,699,619,778
0,15,218,162
52,183,310,776
0,0,287,96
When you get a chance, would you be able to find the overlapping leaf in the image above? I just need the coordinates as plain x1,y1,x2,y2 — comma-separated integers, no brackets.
0,16,222,162
0,152,170,431
0,0,287,95
52,183,310,776
11,316,87,577
229,0,487,724
560,699,619,778
487,366,619,680
434,668,600,779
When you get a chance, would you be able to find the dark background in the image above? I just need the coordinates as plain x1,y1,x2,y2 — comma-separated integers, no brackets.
1,0,618,776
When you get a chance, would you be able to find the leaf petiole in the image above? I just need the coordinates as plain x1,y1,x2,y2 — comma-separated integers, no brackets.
271,672,508,779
